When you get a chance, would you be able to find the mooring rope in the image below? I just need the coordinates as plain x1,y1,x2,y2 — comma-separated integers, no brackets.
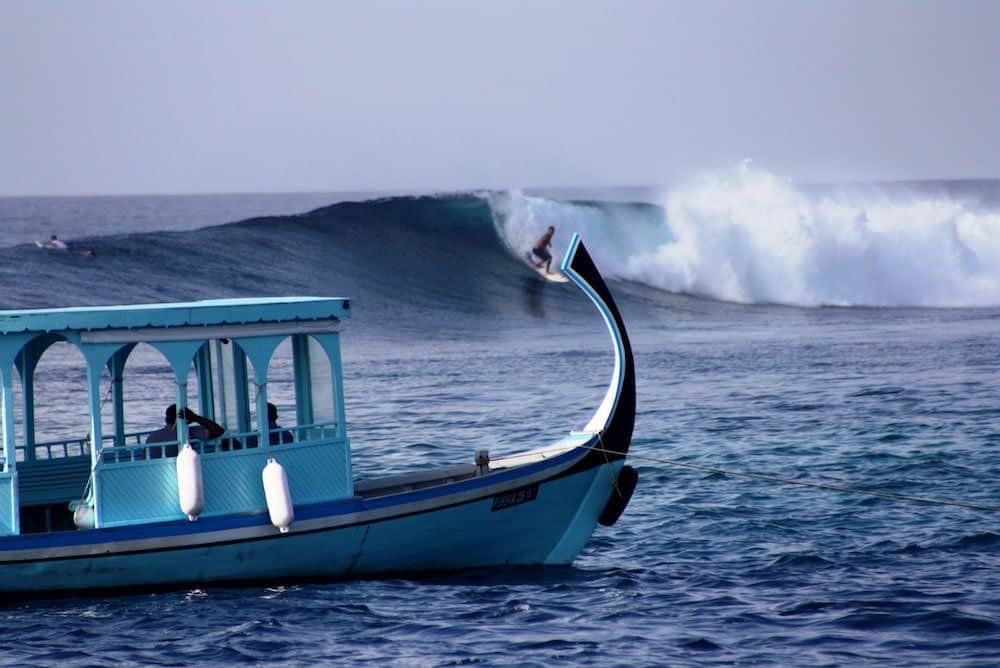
587,445,1000,512
596,432,624,499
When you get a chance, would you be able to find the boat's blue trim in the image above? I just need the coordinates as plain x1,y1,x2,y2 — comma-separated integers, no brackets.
0,297,350,335
0,435,597,560
0,461,616,594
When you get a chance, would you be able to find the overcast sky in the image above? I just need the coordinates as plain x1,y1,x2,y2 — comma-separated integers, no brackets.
1,1,998,196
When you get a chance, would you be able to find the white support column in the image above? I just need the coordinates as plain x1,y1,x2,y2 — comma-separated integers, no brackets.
1,370,20,535
0,373,14,472
85,362,104,528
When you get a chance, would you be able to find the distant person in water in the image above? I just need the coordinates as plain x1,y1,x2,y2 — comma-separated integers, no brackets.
531,226,555,274
45,234,67,250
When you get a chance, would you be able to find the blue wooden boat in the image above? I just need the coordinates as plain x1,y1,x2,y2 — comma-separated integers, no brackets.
0,235,636,595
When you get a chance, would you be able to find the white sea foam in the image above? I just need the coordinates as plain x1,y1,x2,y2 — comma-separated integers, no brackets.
490,167,1000,307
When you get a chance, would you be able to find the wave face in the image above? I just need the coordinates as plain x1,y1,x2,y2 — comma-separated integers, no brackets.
0,194,595,332
3,172,1000,315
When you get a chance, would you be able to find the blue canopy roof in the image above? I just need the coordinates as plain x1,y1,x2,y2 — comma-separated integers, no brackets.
0,297,350,335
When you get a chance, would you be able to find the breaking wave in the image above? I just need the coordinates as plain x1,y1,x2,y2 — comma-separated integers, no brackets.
492,166,1000,307
4,168,1000,315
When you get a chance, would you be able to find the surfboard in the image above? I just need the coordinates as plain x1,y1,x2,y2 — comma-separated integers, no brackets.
524,251,569,283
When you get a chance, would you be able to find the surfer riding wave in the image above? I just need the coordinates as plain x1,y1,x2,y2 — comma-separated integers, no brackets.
531,226,555,274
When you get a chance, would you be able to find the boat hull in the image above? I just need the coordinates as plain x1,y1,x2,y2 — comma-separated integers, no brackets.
0,451,622,595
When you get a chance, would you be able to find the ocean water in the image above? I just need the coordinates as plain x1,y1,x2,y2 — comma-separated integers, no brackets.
2,169,1000,665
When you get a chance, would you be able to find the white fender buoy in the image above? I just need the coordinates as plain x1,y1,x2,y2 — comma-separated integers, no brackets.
176,443,204,521
72,503,95,530
262,458,294,533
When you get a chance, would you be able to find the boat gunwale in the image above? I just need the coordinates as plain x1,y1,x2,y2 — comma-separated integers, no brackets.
0,436,602,563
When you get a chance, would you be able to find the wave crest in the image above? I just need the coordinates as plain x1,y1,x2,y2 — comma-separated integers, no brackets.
490,167,1000,307
632,165,1000,306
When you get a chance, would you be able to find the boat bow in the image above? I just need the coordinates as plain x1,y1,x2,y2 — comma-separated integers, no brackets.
561,234,636,460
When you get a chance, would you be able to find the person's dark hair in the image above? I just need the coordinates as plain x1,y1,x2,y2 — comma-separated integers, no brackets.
165,404,177,424
267,402,278,423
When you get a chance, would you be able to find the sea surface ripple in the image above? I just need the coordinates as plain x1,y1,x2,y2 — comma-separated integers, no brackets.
1,188,999,666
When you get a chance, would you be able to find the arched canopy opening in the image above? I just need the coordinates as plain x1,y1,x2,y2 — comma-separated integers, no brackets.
262,333,343,445
0,296,351,534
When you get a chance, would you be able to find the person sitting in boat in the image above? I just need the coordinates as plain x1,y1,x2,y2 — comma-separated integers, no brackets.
531,226,555,274
246,402,293,447
267,403,294,445
146,404,225,457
